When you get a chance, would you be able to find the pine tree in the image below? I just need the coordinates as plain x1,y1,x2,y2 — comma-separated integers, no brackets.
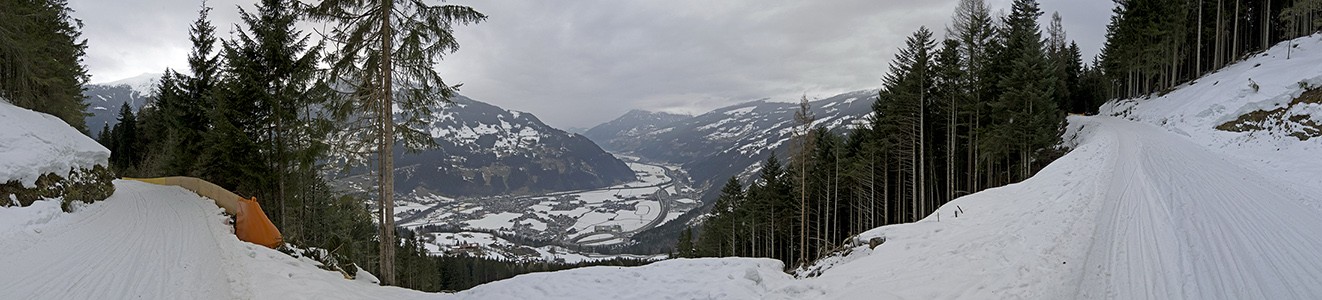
305,0,486,285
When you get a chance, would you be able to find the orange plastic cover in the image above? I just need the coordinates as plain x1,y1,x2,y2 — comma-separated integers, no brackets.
236,197,283,249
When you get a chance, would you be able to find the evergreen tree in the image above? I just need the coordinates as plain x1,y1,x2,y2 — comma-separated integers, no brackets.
676,227,695,258
0,0,89,131
984,0,1061,181
875,27,935,223
305,0,486,285
154,4,221,176
698,177,744,257
96,123,112,148
207,0,330,238
110,103,138,173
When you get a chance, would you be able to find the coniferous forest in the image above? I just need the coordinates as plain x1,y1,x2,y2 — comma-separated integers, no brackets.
686,0,1322,270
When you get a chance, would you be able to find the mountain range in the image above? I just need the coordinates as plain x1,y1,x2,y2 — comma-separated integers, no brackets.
585,89,878,189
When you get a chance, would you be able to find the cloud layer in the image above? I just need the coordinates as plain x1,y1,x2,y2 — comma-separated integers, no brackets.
69,0,1110,128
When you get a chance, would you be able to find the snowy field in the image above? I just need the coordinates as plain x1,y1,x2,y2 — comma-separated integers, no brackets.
0,99,109,187
399,157,697,247
422,231,664,263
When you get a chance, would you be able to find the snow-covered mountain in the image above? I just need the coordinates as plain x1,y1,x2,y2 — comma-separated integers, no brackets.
342,94,637,198
583,109,691,152
82,73,161,136
604,90,876,188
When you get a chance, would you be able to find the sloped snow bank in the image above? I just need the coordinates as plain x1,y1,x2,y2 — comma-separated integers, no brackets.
455,258,814,300
1101,33,1322,201
799,116,1322,299
0,180,423,299
0,99,109,188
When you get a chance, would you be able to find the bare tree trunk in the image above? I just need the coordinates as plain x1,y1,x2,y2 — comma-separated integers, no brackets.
377,0,397,286
1234,0,1241,59
1217,0,1224,68
1198,0,1204,75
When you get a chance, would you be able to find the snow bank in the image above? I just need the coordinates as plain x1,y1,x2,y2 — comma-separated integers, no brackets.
0,99,110,187
1100,33,1322,198
455,258,815,300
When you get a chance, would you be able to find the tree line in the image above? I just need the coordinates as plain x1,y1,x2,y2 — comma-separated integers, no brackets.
683,0,1094,269
0,0,89,131
1101,0,1322,99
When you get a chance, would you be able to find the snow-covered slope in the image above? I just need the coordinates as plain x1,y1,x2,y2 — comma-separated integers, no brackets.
0,99,109,187
83,73,161,136
0,181,424,299
337,94,636,199
612,90,876,188
583,109,691,152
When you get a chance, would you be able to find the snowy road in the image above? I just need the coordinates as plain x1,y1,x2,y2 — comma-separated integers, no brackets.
799,116,1322,300
1075,117,1322,299
0,181,243,299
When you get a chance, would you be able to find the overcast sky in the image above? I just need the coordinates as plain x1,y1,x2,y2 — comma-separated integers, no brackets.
68,0,1112,129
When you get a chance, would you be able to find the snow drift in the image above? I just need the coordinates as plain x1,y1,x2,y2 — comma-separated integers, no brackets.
0,98,109,188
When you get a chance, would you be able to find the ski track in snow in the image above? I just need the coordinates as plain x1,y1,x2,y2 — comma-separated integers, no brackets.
1075,117,1322,299
0,181,242,299
799,116,1322,300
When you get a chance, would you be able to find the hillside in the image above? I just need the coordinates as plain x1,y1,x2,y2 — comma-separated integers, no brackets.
604,90,875,188
82,73,160,137
583,109,691,152
338,94,636,198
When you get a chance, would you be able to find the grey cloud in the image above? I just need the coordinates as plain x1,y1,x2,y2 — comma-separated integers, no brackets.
68,0,1110,129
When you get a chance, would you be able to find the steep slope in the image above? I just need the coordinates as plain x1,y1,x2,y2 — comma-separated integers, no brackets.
82,73,160,136
620,90,876,187
343,94,636,198
583,109,691,152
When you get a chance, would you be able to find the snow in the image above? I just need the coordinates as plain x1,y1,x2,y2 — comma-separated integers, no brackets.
97,72,162,96
0,99,110,187
463,212,522,231
0,180,423,299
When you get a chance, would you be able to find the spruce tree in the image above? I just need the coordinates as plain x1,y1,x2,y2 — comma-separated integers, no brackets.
699,177,744,257
111,103,138,173
210,0,330,236
0,0,89,131
305,0,486,285
676,227,694,258
986,0,1061,180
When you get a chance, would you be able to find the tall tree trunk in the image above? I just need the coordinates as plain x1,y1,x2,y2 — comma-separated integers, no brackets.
1234,0,1241,60
377,0,397,286
1198,0,1204,75
1217,0,1225,68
